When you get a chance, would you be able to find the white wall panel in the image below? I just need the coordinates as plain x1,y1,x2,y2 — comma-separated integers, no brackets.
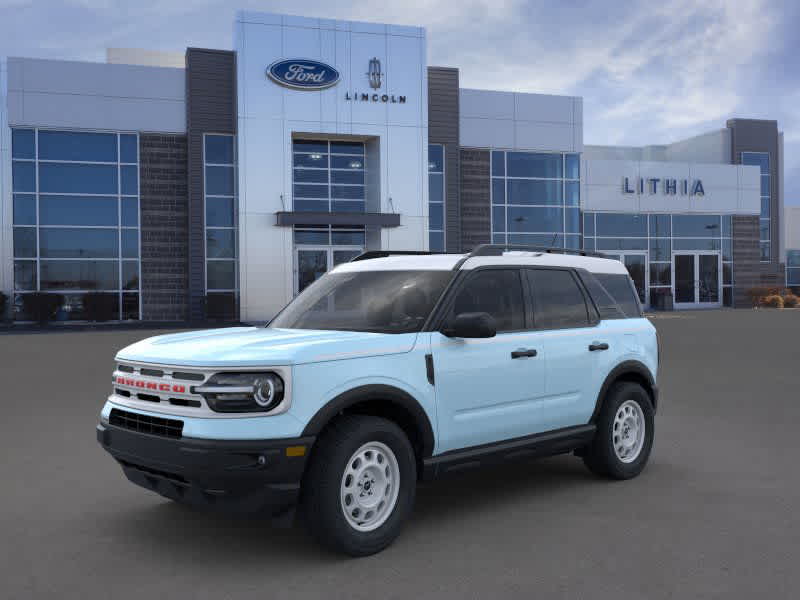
460,117,514,149
514,121,574,152
460,89,514,119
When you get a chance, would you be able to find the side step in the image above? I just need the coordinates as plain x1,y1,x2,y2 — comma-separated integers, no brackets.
421,424,596,480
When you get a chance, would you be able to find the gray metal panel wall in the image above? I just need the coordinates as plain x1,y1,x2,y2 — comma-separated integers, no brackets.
186,48,237,321
427,67,461,252
727,119,783,278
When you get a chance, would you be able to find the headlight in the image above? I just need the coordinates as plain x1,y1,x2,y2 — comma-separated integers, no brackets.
194,372,285,413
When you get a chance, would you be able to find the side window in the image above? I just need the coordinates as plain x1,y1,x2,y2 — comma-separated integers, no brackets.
450,269,525,332
594,273,642,318
527,269,590,329
579,271,625,320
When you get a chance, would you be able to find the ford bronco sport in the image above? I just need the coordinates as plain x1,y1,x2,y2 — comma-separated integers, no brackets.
97,244,659,556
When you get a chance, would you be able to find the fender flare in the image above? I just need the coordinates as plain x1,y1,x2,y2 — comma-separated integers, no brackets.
301,384,436,458
591,360,657,422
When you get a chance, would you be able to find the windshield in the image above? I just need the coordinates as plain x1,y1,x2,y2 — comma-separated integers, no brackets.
270,270,454,333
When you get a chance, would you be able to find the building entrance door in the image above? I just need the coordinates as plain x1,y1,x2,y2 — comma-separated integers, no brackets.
295,247,362,294
672,251,721,309
604,252,648,307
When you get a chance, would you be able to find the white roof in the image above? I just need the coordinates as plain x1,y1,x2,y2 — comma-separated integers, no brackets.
332,251,628,275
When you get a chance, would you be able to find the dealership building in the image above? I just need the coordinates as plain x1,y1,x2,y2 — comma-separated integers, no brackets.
0,11,795,323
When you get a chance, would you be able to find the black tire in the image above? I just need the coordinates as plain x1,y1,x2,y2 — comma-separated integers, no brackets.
301,415,416,556
583,381,654,479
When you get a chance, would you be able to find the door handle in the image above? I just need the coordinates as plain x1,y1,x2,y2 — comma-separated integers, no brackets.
511,349,537,359
588,342,609,351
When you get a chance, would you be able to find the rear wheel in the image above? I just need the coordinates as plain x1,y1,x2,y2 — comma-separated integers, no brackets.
583,382,654,479
301,415,416,556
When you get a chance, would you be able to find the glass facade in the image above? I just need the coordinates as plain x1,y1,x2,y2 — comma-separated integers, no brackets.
11,128,141,320
204,134,238,295
428,144,445,252
491,150,580,249
292,140,365,213
787,250,800,290
584,213,734,307
742,152,770,261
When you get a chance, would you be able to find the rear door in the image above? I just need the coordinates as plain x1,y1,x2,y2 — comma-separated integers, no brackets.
431,268,547,453
525,268,605,432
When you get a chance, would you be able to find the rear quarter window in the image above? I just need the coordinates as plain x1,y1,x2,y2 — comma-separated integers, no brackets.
592,273,642,318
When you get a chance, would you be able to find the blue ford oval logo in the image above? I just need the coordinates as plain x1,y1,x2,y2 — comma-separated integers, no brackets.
267,59,340,90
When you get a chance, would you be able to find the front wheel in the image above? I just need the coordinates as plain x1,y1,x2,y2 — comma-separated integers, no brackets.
301,415,416,556
583,382,654,479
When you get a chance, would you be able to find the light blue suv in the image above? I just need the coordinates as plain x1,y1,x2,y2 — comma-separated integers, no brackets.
97,244,659,556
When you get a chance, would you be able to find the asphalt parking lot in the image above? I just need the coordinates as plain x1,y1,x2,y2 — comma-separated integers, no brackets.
2,309,799,599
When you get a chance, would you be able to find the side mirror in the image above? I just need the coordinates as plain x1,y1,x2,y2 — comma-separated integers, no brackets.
442,312,497,338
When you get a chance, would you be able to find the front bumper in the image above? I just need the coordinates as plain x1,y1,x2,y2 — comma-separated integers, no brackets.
97,422,315,517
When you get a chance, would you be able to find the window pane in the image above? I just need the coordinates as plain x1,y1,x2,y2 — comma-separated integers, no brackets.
565,234,581,250
120,134,138,163
649,238,671,261
760,242,770,261
38,130,117,162
207,229,236,258
565,154,580,179
331,200,365,212
529,269,589,329
294,229,329,245
429,202,444,231
492,206,505,233
507,179,562,205
122,261,139,290
14,261,37,291
39,163,118,194
122,293,140,320
295,199,329,212
330,141,364,155
121,165,138,195
722,238,732,261
331,155,363,170
597,238,647,251
760,175,770,196
207,260,236,290
429,173,444,204
565,181,579,206
787,251,800,268
788,268,800,285
294,183,329,199
650,263,670,286
491,151,505,177
40,195,118,226
293,168,329,183
492,179,505,205
13,227,37,258
596,213,647,237
721,215,732,237
293,140,328,154
509,233,564,246
507,152,562,178
205,135,234,164
673,238,720,251
741,152,769,174
12,161,35,192
205,166,235,195
723,287,732,307
206,197,234,227
12,129,35,159
507,206,563,233
723,263,732,285
121,197,139,227
429,231,444,252
594,273,641,318
331,230,366,245
40,260,119,290
583,213,595,236
451,270,525,332
761,197,770,219
40,228,118,258
759,219,770,240
428,144,444,172
649,214,671,237
331,170,364,185
565,207,580,233
331,185,364,200
13,194,36,225
122,229,139,258
673,214,721,237
294,153,329,168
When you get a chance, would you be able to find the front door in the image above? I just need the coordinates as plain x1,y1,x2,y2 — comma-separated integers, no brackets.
604,252,648,307
672,252,721,309
295,247,362,294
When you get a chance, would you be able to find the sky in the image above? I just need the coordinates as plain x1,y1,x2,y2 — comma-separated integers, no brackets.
1,0,798,204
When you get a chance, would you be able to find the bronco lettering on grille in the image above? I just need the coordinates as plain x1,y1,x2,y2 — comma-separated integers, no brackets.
115,376,186,394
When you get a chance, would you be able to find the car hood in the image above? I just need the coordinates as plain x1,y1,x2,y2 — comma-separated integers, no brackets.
115,327,419,367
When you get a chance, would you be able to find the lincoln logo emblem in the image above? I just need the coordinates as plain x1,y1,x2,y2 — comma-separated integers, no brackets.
367,57,382,89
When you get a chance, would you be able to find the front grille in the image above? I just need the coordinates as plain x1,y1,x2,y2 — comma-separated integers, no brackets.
109,408,184,439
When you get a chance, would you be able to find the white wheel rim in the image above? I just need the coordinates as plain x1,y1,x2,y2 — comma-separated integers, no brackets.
613,400,646,463
340,441,400,532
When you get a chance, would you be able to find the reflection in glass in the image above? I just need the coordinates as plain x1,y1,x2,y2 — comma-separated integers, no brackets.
39,228,118,258
38,130,117,162
40,195,118,226
40,260,119,290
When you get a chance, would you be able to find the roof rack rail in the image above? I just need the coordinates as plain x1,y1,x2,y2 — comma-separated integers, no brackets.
467,244,607,259
350,250,441,262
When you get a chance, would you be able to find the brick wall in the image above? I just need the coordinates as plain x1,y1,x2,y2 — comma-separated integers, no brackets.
139,134,189,321
732,215,787,307
460,149,491,251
